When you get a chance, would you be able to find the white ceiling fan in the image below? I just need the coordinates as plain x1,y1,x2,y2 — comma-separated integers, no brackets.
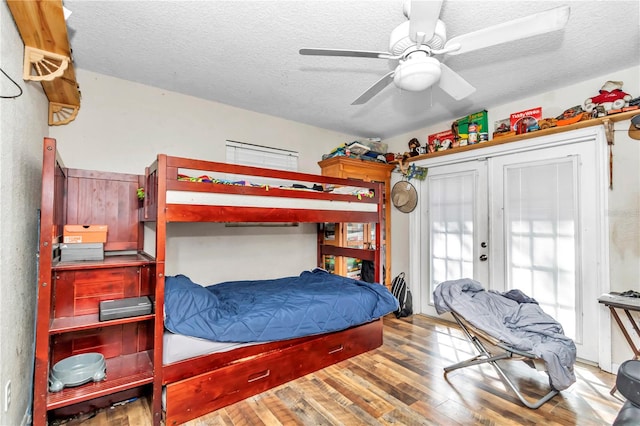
300,1,570,105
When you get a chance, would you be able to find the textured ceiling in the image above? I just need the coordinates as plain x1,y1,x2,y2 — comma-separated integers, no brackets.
63,0,640,139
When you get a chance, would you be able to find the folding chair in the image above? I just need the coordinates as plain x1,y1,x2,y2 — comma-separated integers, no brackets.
444,311,559,409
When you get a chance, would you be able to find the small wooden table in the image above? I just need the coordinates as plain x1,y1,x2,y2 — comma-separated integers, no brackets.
598,293,640,394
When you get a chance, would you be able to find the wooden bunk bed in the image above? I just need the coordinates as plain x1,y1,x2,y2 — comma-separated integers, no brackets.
35,139,391,425
143,154,388,425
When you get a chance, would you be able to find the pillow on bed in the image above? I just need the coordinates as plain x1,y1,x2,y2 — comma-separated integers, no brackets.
164,274,220,332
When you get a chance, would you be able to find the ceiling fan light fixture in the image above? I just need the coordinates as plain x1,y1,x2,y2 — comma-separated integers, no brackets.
394,56,441,92
389,20,447,55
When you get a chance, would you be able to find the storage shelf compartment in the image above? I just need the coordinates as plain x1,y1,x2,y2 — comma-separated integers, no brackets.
50,313,155,334
46,350,154,410
53,253,155,271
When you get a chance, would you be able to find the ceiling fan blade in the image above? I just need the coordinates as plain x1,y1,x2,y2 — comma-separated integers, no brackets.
408,0,443,42
438,64,475,100
299,48,392,59
444,6,570,56
351,71,395,105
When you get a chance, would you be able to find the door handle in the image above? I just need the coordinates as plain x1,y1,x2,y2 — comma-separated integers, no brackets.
479,254,488,261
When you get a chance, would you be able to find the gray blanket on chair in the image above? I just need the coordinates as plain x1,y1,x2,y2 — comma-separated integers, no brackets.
433,278,576,391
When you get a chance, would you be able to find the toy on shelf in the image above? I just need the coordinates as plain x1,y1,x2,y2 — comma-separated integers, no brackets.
398,138,421,161
397,138,422,174
584,81,632,114
493,118,515,138
408,138,420,156
539,105,590,129
556,105,589,126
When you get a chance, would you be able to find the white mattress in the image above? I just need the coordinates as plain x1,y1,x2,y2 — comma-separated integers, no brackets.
166,190,378,212
162,331,257,365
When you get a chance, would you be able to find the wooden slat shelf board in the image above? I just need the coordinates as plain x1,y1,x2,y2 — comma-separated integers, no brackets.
401,109,640,164
50,313,155,335
53,253,155,271
47,351,154,410
320,244,376,261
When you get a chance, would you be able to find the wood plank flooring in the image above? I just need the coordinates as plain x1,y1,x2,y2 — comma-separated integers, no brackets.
60,315,623,425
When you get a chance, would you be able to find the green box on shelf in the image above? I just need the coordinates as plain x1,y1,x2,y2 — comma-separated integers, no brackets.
454,109,489,145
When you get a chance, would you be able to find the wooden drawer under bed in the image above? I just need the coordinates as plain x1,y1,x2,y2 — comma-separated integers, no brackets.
163,319,383,425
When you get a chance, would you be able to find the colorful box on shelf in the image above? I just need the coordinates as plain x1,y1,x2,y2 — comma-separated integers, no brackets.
510,107,542,134
427,129,456,152
453,109,489,145
63,225,108,244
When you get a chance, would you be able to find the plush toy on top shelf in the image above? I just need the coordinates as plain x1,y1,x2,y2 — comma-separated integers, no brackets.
397,138,422,174
584,80,632,115
407,138,421,157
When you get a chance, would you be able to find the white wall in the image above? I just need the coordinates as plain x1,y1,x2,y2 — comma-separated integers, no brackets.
50,70,359,283
0,3,50,425
385,65,640,366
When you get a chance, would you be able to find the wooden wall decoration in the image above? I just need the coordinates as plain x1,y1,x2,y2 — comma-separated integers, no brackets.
7,0,81,126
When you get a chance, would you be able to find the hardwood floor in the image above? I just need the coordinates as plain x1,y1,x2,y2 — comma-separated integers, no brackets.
60,315,623,425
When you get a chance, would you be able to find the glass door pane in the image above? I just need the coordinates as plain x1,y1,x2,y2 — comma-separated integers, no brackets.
420,161,488,316
503,159,577,337
490,139,602,362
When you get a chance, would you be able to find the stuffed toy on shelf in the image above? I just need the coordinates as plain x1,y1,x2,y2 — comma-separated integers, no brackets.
584,80,632,114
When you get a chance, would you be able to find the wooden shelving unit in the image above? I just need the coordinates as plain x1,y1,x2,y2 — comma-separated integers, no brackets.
46,351,154,410
50,313,155,334
7,0,81,125
318,157,394,286
34,138,153,425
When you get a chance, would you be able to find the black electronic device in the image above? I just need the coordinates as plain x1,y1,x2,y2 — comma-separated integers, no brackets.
99,296,152,321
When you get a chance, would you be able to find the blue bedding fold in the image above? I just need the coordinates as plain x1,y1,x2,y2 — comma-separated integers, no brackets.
164,269,398,342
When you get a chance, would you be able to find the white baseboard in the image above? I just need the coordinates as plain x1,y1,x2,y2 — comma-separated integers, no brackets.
611,362,620,375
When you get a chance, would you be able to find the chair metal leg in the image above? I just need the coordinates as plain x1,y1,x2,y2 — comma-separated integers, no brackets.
445,312,560,409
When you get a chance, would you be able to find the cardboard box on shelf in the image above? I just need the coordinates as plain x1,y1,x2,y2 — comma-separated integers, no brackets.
63,225,108,244
427,129,456,152
453,110,489,145
510,107,542,134
493,118,516,138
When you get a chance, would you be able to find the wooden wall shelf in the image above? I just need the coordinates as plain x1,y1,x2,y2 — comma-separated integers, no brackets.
7,0,81,126
402,109,639,164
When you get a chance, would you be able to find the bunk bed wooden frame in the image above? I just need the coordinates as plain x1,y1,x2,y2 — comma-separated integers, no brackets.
36,141,388,425
145,154,387,425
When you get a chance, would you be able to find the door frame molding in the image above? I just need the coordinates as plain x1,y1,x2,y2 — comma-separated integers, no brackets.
408,126,611,371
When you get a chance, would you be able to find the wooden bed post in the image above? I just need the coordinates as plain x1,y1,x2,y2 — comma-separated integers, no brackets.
33,137,65,425
152,154,168,425
376,181,384,284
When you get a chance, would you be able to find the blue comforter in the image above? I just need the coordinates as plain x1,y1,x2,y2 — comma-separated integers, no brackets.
164,269,398,342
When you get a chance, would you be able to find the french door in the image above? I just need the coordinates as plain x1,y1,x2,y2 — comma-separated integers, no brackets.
419,160,489,316
414,129,608,363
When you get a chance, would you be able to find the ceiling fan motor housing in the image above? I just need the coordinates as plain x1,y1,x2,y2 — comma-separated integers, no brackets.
389,20,447,55
394,54,441,92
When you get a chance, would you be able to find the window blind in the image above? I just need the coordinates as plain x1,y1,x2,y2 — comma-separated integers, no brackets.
226,140,298,171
